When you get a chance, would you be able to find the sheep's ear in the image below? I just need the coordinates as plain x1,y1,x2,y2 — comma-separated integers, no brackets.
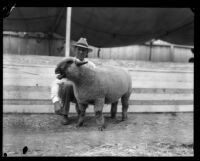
75,60,88,66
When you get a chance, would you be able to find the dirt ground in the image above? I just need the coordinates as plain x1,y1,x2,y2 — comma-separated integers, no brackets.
3,112,193,156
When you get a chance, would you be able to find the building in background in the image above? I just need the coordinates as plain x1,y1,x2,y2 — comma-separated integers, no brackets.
3,31,193,63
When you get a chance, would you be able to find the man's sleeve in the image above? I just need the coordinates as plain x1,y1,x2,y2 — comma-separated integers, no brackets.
51,78,71,103
51,79,61,103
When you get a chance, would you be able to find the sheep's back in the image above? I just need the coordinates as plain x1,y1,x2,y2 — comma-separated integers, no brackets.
95,65,132,103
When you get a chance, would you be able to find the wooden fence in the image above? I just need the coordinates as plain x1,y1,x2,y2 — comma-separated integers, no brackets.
3,54,193,113
3,34,193,62
94,45,193,62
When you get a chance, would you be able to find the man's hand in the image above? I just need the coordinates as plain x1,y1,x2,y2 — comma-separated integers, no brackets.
54,101,62,115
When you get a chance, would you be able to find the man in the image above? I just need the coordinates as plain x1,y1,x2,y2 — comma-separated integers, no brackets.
51,38,96,125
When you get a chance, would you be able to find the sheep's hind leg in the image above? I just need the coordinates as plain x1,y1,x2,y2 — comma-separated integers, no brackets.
110,101,118,119
94,98,105,131
121,94,130,121
76,103,87,127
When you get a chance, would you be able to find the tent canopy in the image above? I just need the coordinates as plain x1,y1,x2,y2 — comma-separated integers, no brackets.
3,7,194,47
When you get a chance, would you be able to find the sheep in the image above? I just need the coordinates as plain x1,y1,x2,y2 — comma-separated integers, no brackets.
54,81,119,121
55,57,132,130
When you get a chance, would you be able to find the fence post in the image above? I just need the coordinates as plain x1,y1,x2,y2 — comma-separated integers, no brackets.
149,41,153,61
97,48,101,58
170,45,174,62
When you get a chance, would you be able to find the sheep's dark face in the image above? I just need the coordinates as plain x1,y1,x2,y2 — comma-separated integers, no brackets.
55,58,73,79
55,57,88,80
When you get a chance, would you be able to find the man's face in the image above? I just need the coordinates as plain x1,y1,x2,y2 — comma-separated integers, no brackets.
75,46,88,61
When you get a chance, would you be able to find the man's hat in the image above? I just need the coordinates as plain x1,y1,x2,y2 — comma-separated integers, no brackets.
73,37,92,52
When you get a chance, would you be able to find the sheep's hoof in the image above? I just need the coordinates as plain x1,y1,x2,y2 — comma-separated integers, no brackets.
75,124,81,129
75,122,83,128
61,119,70,125
121,117,128,121
114,119,121,124
110,115,116,119
98,125,105,131
98,127,104,131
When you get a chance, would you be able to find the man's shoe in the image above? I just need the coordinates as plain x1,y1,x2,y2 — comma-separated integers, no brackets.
61,116,70,125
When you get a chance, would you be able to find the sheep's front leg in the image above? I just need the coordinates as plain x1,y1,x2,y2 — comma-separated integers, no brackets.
110,101,118,119
76,103,87,127
94,98,105,131
75,102,81,116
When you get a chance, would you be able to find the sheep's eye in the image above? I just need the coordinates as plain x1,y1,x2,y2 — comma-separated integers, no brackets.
60,65,65,71
67,60,73,65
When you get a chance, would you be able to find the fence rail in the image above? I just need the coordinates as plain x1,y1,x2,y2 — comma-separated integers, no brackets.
3,85,193,113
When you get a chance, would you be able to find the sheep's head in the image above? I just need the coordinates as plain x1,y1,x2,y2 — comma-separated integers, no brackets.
55,57,88,80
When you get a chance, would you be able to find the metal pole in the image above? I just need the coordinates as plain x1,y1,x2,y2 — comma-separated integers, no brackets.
65,7,72,57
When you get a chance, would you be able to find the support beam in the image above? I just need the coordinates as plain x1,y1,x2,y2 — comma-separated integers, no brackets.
65,7,72,57
52,8,65,33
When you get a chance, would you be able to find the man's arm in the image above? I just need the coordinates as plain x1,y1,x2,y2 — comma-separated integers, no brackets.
51,79,61,103
51,78,69,103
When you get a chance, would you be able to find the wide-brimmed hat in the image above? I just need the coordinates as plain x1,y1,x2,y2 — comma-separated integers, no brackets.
72,37,93,52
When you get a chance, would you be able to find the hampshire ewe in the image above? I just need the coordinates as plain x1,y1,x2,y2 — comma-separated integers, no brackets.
55,57,132,131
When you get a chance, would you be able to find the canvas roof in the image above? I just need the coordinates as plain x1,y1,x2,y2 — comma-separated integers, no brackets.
3,7,194,47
